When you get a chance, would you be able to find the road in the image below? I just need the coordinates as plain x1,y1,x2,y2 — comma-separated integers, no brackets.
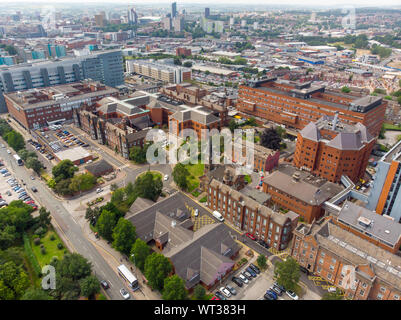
0,140,127,300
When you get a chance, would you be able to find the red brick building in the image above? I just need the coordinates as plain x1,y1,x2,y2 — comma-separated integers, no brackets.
4,81,119,130
293,115,376,183
237,77,386,137
176,47,192,57
291,201,401,300
207,179,299,250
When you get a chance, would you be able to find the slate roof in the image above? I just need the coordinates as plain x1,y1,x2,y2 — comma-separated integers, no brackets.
84,159,113,177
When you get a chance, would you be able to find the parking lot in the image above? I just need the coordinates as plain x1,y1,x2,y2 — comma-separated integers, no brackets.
0,149,38,210
213,260,296,301
31,126,89,158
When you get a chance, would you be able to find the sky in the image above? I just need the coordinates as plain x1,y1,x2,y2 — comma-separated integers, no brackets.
6,0,401,7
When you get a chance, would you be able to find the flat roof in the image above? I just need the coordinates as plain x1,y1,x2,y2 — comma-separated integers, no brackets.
192,64,236,76
56,146,91,162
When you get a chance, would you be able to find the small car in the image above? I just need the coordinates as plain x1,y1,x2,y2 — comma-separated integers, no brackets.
239,273,249,284
225,284,237,295
214,291,226,300
164,174,169,181
30,176,35,180
100,280,109,290
246,267,257,278
243,271,253,280
264,292,275,300
249,263,261,274
244,233,256,240
219,287,231,298
232,276,243,287
211,296,220,300
265,290,277,300
194,209,199,217
120,288,130,300
286,290,299,300
31,186,38,192
270,285,283,296
6,149,11,154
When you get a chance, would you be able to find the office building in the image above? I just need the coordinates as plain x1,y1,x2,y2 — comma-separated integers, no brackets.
172,2,177,18
293,115,375,183
367,139,401,222
4,80,119,130
205,8,210,18
262,164,344,223
0,50,124,113
126,60,191,84
173,16,184,32
207,178,299,250
291,202,401,300
162,17,172,31
237,77,386,137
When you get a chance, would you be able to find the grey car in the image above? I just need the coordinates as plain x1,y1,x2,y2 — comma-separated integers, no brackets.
226,284,237,295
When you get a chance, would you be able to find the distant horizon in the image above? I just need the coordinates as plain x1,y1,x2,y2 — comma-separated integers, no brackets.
5,0,401,8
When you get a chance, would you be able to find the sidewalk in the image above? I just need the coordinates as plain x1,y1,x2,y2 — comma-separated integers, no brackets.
82,221,161,300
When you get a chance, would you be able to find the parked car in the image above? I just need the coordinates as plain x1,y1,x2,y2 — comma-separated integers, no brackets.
214,291,226,300
225,284,237,295
238,274,248,284
96,188,103,193
6,149,11,154
286,290,299,300
232,276,243,287
270,285,283,296
274,282,286,293
300,266,310,275
265,290,277,300
257,240,269,248
0,203,8,208
31,186,38,192
219,287,231,298
246,267,257,278
327,287,337,293
120,288,130,300
264,292,275,300
100,280,109,290
6,191,11,196
164,174,169,181
244,233,256,240
249,263,260,274
17,188,25,193
194,209,199,217
3,172,11,177
211,296,220,300
243,271,252,281
30,175,35,180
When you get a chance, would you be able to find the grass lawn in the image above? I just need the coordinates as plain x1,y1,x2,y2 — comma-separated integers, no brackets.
184,163,205,192
30,229,67,267
383,123,401,131
137,171,162,180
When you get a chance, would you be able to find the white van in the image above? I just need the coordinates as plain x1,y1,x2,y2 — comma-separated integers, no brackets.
212,210,224,222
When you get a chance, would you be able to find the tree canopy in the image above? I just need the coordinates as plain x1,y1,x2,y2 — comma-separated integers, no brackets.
52,160,78,182
260,128,282,150
144,252,172,291
172,163,190,191
112,218,136,255
274,257,300,292
130,238,151,272
162,275,188,300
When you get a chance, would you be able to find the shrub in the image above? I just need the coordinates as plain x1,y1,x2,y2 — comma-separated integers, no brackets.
34,227,45,237
33,237,41,246
50,234,56,241
199,196,207,203
40,247,46,255
57,243,63,250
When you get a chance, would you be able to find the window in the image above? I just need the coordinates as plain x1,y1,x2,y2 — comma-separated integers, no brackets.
362,282,367,288
321,252,325,257
359,290,365,296
327,273,332,280
329,265,334,271
317,266,321,273
394,295,400,300
380,287,386,293
377,293,383,300
331,258,336,264
319,258,323,265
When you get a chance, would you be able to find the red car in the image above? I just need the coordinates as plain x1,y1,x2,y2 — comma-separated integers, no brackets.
244,233,256,241
25,200,35,205
211,296,220,300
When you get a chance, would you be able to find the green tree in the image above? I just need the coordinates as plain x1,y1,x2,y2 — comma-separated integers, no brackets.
193,284,206,300
0,261,30,299
52,159,78,182
21,287,53,300
110,183,118,192
131,238,150,271
26,157,43,174
341,86,351,93
85,206,100,225
37,207,51,228
257,254,267,270
129,145,148,164
172,163,190,191
54,178,73,196
274,257,300,292
162,275,188,300
4,131,25,151
69,173,97,193
144,252,172,291
228,119,239,133
134,172,163,202
112,218,136,255
55,253,92,281
96,210,117,242
111,188,125,204
183,61,193,68
18,149,37,161
79,275,100,298
260,128,282,150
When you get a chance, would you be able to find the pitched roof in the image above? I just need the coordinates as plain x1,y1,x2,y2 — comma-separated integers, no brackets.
300,122,321,142
326,132,363,150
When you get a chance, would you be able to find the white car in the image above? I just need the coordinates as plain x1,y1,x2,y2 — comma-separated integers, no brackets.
327,287,337,293
164,174,169,181
6,149,11,154
286,290,299,300
219,287,231,298
96,188,103,193
194,209,199,217
120,288,130,300
239,274,249,284
1,144,4,148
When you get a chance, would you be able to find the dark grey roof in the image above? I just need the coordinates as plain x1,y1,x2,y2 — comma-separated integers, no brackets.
300,122,321,142
326,132,363,150
84,159,113,177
